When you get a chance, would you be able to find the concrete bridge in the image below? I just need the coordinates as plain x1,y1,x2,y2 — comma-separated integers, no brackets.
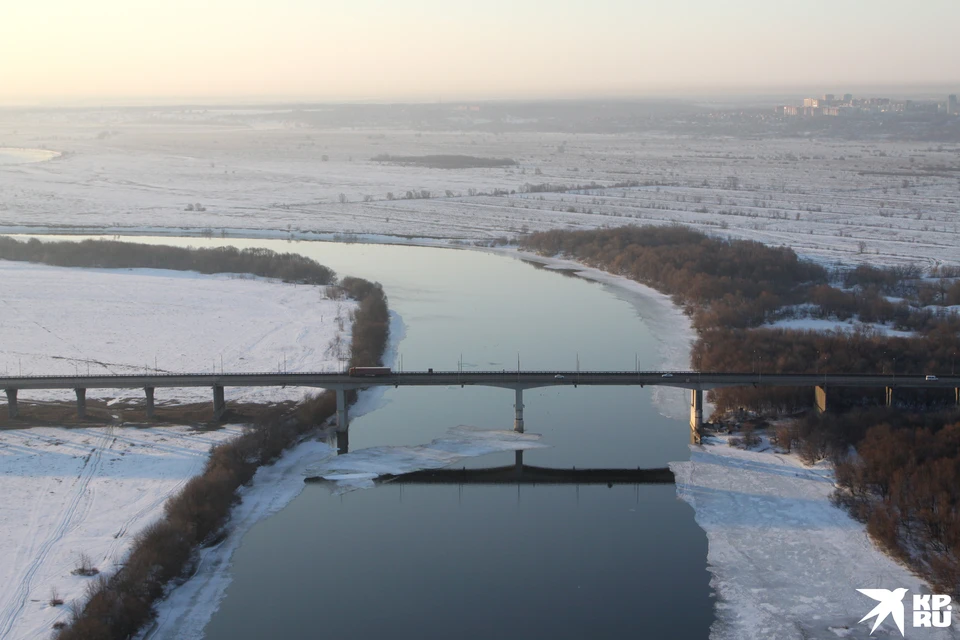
2,371,959,443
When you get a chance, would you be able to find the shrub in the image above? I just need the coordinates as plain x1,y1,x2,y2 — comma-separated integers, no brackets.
71,553,99,577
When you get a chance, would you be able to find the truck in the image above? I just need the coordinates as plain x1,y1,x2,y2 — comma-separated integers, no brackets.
348,367,392,377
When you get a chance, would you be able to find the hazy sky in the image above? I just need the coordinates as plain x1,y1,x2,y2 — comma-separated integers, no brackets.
2,0,957,104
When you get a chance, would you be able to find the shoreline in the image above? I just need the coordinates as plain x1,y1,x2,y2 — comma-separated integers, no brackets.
671,434,959,639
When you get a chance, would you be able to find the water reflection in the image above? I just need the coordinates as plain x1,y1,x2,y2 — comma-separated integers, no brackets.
309,438,674,486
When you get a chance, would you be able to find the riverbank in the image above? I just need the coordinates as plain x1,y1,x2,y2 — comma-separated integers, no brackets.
671,433,960,639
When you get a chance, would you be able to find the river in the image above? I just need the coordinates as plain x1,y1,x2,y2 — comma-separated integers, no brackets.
19,236,715,639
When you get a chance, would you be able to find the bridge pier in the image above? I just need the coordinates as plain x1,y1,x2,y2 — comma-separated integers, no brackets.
75,388,86,419
5,389,17,418
336,428,349,454
514,388,524,433
212,385,225,421
336,388,348,431
689,389,703,445
815,385,828,415
955,388,959,407
145,387,155,419
885,386,894,408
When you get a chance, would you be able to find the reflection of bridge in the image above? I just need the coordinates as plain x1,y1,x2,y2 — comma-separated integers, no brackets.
305,449,674,486
3,371,959,442
380,464,673,485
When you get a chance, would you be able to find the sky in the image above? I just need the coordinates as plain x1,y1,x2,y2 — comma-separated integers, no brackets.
1,0,958,105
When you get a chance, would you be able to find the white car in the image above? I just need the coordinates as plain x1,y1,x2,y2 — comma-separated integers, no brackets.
926,375,938,381
554,374,565,380
661,373,673,378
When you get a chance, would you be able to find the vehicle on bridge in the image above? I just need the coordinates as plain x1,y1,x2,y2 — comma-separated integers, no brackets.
348,367,392,377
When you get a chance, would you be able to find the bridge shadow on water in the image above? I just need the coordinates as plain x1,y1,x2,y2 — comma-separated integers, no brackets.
305,448,674,487
380,462,674,485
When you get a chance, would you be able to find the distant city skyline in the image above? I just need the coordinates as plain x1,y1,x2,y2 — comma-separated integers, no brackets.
2,0,958,106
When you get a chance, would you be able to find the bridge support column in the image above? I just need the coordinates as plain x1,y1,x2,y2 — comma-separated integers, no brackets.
815,386,828,415
75,388,86,419
145,387,155,419
689,389,703,445
335,388,348,431
514,388,524,433
212,385,225,421
5,389,17,419
336,428,349,455
885,386,894,409
955,388,959,407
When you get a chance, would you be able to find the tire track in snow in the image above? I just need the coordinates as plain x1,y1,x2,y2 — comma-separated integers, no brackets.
102,448,205,568
0,427,114,640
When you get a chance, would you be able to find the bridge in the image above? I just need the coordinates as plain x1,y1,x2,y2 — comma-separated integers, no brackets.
3,371,958,442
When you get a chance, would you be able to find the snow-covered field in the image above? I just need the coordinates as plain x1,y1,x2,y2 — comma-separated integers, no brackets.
0,259,359,639
672,434,960,639
1,107,958,268
0,424,242,639
0,260,355,405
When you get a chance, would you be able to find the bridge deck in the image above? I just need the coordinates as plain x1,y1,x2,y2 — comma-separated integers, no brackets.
1,371,958,391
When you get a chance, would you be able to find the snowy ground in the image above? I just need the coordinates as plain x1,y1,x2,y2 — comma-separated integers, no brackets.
763,317,917,338
672,434,960,640
0,257,359,639
1,107,959,269
0,424,242,640
0,260,355,405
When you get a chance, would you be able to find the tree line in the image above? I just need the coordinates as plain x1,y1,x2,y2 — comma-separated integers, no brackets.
0,237,336,285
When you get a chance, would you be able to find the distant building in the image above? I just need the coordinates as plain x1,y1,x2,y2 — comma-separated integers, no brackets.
843,93,854,103
803,98,819,108
950,95,958,115
779,105,799,116
821,107,840,116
